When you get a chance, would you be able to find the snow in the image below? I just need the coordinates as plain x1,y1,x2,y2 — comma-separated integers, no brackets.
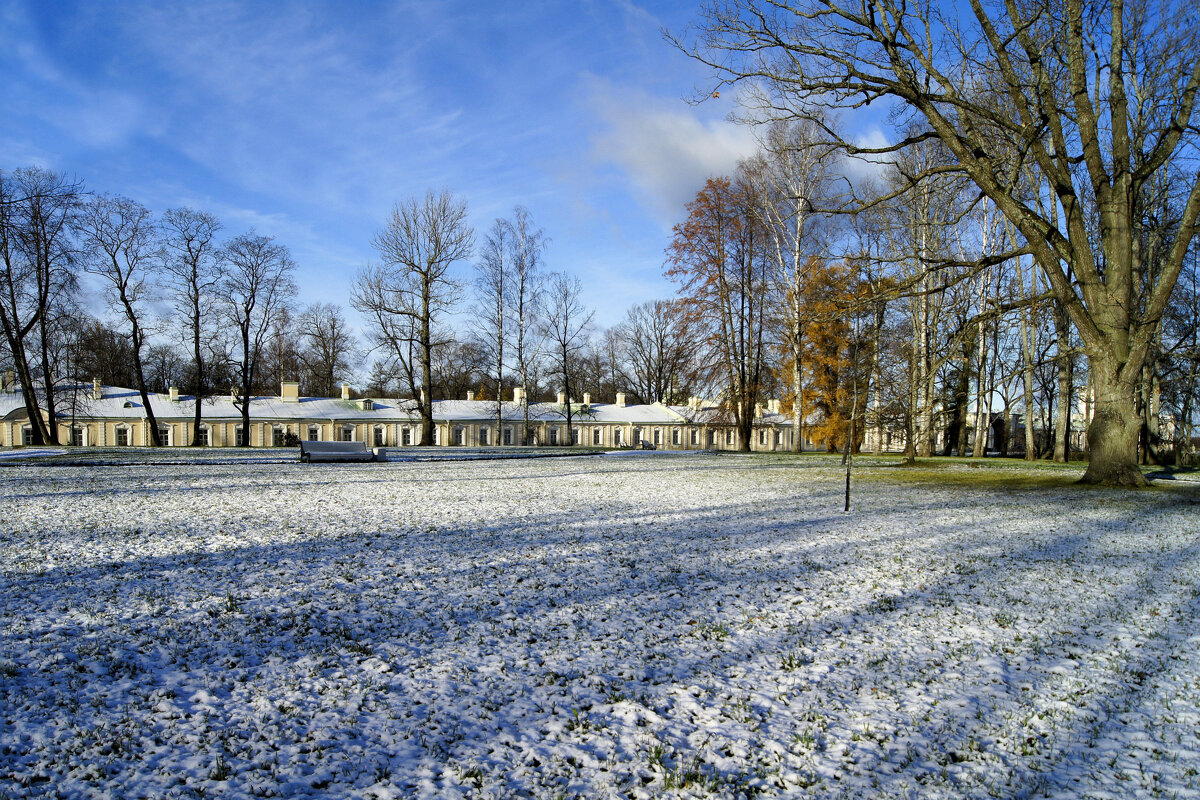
1,452,1198,799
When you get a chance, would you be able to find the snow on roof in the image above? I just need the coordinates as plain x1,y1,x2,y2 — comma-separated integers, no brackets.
2,383,802,427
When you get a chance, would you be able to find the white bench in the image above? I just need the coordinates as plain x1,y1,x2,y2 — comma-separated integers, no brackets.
299,440,377,463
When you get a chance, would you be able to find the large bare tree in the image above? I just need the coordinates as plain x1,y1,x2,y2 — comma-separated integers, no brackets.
0,168,81,444
356,190,473,445
667,174,770,452
682,0,1200,485
160,207,223,446
79,195,165,446
222,232,297,445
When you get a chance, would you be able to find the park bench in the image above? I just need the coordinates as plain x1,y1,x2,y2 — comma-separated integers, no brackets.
298,440,379,463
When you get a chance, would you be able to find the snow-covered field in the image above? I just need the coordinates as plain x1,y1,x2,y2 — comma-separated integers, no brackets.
2,452,1198,799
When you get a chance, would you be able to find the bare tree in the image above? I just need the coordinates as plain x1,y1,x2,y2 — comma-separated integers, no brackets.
667,173,770,452
474,215,512,441
545,271,595,444
297,302,358,397
504,207,547,444
222,232,297,445
614,299,696,404
0,168,81,444
356,190,472,445
79,194,166,446
682,0,1200,485
160,207,223,445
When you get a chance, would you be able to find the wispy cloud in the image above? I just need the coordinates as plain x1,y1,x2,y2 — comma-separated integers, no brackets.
586,77,758,222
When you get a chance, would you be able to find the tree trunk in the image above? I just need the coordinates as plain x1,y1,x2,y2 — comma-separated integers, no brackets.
1079,358,1147,486
1052,304,1072,462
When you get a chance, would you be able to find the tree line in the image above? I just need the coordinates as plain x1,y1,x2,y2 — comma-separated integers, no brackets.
671,0,1200,485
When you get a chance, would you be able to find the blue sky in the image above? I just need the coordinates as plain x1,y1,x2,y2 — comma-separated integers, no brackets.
1,0,762,329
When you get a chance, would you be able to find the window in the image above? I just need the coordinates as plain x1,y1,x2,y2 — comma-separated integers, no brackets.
633,427,642,446
726,429,734,446
402,427,412,446
549,427,558,445
116,427,130,446
570,428,579,445
614,428,623,446
454,427,464,446
374,427,385,447
479,427,489,445
197,427,210,447
775,430,782,446
653,429,662,446
503,427,512,445
235,426,245,446
273,427,286,447
69,426,84,447
758,429,766,445
433,427,440,445
22,427,33,446
691,429,699,445
672,428,680,446
341,426,354,442
592,428,601,445
160,426,172,446
308,425,320,442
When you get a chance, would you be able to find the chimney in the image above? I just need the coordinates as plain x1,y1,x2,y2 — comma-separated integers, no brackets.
341,383,351,401
169,386,180,402
93,378,102,401
1,370,13,392
755,403,764,419
615,392,626,407
281,381,299,403
513,387,525,404
583,392,591,406
557,391,566,405
466,390,475,401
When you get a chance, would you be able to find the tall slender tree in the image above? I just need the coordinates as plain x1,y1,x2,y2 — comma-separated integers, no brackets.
222,232,297,446
357,190,472,445
545,272,595,445
667,174,770,452
160,207,223,446
79,195,165,446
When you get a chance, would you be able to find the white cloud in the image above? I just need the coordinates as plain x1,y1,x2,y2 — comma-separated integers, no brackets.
586,78,758,221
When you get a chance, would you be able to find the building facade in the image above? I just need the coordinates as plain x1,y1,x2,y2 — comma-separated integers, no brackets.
1,380,803,453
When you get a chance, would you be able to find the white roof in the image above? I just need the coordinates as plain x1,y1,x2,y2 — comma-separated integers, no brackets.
2,383,794,427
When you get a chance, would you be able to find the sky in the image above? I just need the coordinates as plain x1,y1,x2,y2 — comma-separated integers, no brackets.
1,0,766,332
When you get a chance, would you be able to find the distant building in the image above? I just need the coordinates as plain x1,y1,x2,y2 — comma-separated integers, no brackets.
0,378,802,452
